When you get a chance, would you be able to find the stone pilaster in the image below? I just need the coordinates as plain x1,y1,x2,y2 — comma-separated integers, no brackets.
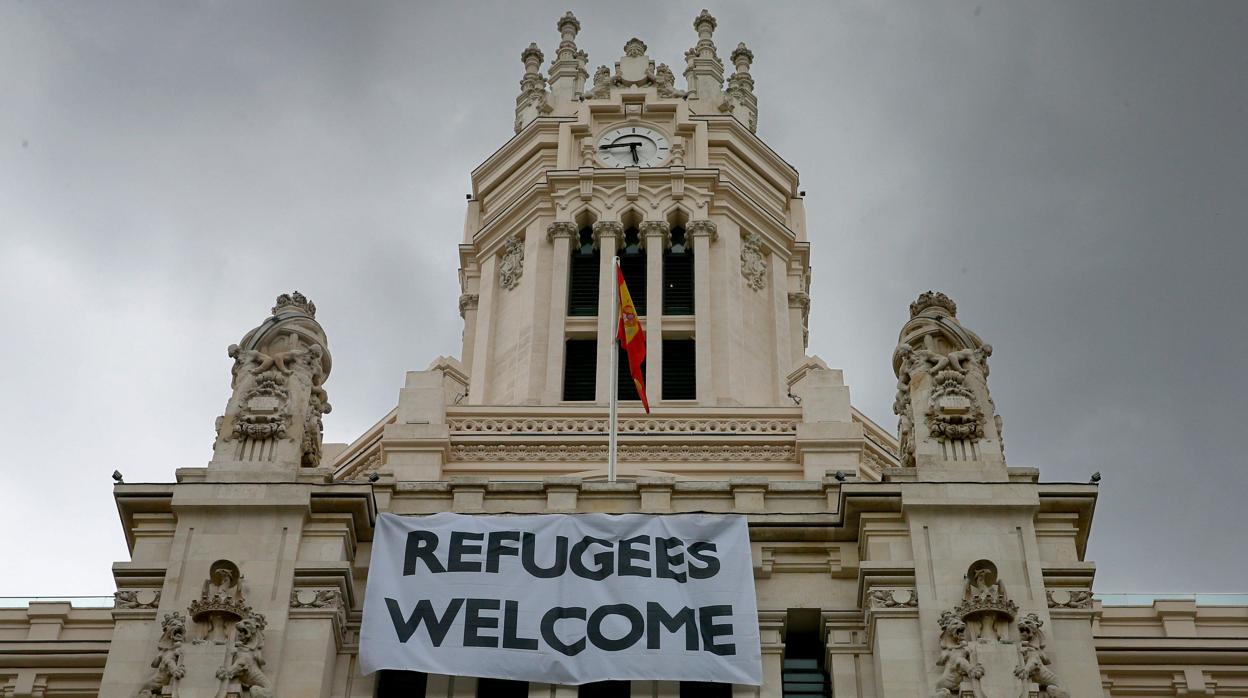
544,222,577,404
686,220,716,406
592,221,623,404
640,221,669,402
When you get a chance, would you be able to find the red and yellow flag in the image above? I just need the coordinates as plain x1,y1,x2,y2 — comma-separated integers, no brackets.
615,265,649,413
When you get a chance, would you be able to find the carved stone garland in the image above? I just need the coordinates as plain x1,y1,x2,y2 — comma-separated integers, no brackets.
740,232,766,290
498,233,525,291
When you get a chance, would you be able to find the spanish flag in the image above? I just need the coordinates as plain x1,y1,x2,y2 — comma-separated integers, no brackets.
616,264,650,413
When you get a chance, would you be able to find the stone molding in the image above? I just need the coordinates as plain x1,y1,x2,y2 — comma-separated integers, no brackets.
546,220,578,242
448,416,798,435
685,219,718,241
448,443,796,462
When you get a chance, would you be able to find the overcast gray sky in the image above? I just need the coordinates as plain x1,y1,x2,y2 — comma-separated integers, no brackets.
2,1,1245,597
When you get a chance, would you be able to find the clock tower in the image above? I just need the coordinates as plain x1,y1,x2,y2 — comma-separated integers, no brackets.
390,8,895,486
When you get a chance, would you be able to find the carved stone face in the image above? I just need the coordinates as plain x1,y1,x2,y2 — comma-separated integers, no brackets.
211,567,236,587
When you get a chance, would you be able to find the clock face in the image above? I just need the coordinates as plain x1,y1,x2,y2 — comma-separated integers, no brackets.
596,126,670,168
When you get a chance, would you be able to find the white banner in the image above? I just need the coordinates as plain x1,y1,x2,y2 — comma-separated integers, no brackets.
360,512,761,686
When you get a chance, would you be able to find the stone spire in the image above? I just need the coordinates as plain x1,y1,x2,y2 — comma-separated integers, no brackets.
514,42,552,133
547,11,588,103
211,292,332,471
721,42,758,132
891,291,1006,480
683,9,725,102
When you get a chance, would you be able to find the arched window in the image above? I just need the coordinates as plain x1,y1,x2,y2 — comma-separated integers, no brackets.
568,226,599,316
663,225,694,315
618,226,646,316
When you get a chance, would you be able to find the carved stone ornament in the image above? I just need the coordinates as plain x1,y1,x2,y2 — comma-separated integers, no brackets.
869,588,918,608
655,63,686,98
449,443,796,463
216,612,273,698
215,292,332,467
290,588,343,609
686,219,718,241
931,559,1074,698
590,65,613,99
910,289,958,318
189,560,250,645
614,38,656,86
457,293,479,318
115,589,161,609
1015,614,1070,697
740,232,766,290
498,233,525,291
1046,589,1094,609
546,220,578,242
136,612,187,697
789,291,811,347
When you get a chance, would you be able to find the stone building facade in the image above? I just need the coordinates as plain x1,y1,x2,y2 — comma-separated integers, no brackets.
3,10,1246,698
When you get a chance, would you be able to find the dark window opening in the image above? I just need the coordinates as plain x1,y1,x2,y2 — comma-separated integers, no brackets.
569,226,599,316
680,681,732,697
618,226,647,316
616,346,644,402
477,677,529,697
781,609,831,696
663,226,694,315
563,339,597,401
662,339,696,400
375,670,427,697
578,681,630,698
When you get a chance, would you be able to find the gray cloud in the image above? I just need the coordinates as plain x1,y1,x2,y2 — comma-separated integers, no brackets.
1,1,1244,595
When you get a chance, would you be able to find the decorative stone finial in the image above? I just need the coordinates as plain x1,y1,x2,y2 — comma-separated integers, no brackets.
721,42,758,131
731,42,754,70
694,9,718,35
521,42,544,68
624,37,648,58
556,10,580,37
272,291,316,317
516,42,553,132
909,290,958,318
549,12,588,103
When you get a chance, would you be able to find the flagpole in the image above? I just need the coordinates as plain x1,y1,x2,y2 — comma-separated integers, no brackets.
608,256,620,483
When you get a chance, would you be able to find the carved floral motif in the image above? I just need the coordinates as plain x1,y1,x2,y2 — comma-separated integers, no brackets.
290,589,343,609
458,293,479,318
449,416,798,435
869,588,918,608
1046,589,1094,609
115,589,161,609
740,232,766,290
498,233,525,291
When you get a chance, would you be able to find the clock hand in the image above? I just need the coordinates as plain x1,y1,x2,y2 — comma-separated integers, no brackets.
629,142,639,164
599,142,641,150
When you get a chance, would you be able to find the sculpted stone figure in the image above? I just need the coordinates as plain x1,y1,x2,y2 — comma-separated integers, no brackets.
189,560,250,644
933,611,982,697
1015,614,1070,697
654,63,686,98
217,612,273,698
591,65,612,99
498,233,525,291
136,612,186,697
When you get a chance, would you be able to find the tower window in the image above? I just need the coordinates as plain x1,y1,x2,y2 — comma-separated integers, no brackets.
578,681,630,698
568,226,599,316
618,227,646,316
663,226,694,315
680,682,732,697
477,678,528,697
662,339,696,400
375,670,427,697
563,339,597,401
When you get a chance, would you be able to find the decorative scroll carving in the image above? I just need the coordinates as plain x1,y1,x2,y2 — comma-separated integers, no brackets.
458,293,479,318
740,232,766,290
216,612,273,698
869,588,918,608
1015,614,1070,697
136,612,186,697
1046,589,1093,609
449,443,796,463
498,233,525,291
449,416,798,435
933,610,982,697
115,589,160,609
290,589,343,609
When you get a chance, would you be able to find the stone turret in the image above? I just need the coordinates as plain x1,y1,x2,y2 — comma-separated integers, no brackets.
211,292,332,470
722,42,758,132
514,43,552,132
547,11,588,103
891,291,1006,480
684,9,726,103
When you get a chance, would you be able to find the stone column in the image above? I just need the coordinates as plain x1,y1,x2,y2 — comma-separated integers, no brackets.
686,220,716,406
467,254,498,403
787,291,808,369
545,222,578,404
640,221,670,403
593,221,623,403
458,292,479,372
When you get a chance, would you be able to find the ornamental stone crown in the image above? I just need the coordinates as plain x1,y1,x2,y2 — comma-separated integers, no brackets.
908,290,957,318
272,291,316,317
